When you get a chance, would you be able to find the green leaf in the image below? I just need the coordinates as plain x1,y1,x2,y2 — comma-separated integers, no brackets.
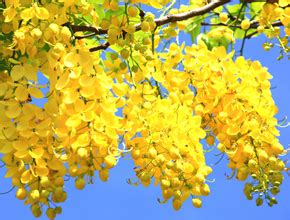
227,3,246,18
95,6,105,20
83,15,93,25
87,0,104,5
0,2,5,10
0,34,6,41
234,28,257,39
213,5,223,13
207,37,229,51
226,4,242,16
247,29,258,37
93,0,104,4
87,0,105,19
42,43,51,52
104,6,125,20
0,32,14,42
185,21,201,42
0,63,9,71
185,16,204,42
190,24,201,43
197,33,211,49
234,28,246,39
249,2,264,18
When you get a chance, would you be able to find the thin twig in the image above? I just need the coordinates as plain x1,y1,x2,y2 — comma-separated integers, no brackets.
239,30,248,56
0,186,15,195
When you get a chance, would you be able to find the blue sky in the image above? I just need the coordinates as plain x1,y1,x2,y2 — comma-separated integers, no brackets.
1,3,290,220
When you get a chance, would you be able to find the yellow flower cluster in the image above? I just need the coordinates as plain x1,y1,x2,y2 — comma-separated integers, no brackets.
183,45,285,206
124,91,211,210
109,41,284,208
257,2,289,51
258,2,290,33
0,0,287,218
0,0,122,218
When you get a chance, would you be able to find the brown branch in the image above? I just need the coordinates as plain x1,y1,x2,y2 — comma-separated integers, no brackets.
69,0,230,40
245,20,283,39
88,0,230,52
75,32,100,39
241,0,278,3
153,0,230,27
139,8,145,21
70,25,107,35
200,20,283,41
250,20,283,29
89,42,110,52
201,20,283,29
62,22,107,39
201,22,231,27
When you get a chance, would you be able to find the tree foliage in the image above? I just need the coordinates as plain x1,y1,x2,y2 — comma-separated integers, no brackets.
0,0,289,218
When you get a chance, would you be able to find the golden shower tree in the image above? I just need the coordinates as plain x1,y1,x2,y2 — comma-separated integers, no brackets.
0,0,289,218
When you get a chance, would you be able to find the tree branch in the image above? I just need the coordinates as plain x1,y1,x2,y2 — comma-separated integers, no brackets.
88,0,230,51
153,0,230,27
70,0,231,39
64,23,107,36
201,20,283,29
249,20,283,29
245,20,283,39
89,42,110,52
